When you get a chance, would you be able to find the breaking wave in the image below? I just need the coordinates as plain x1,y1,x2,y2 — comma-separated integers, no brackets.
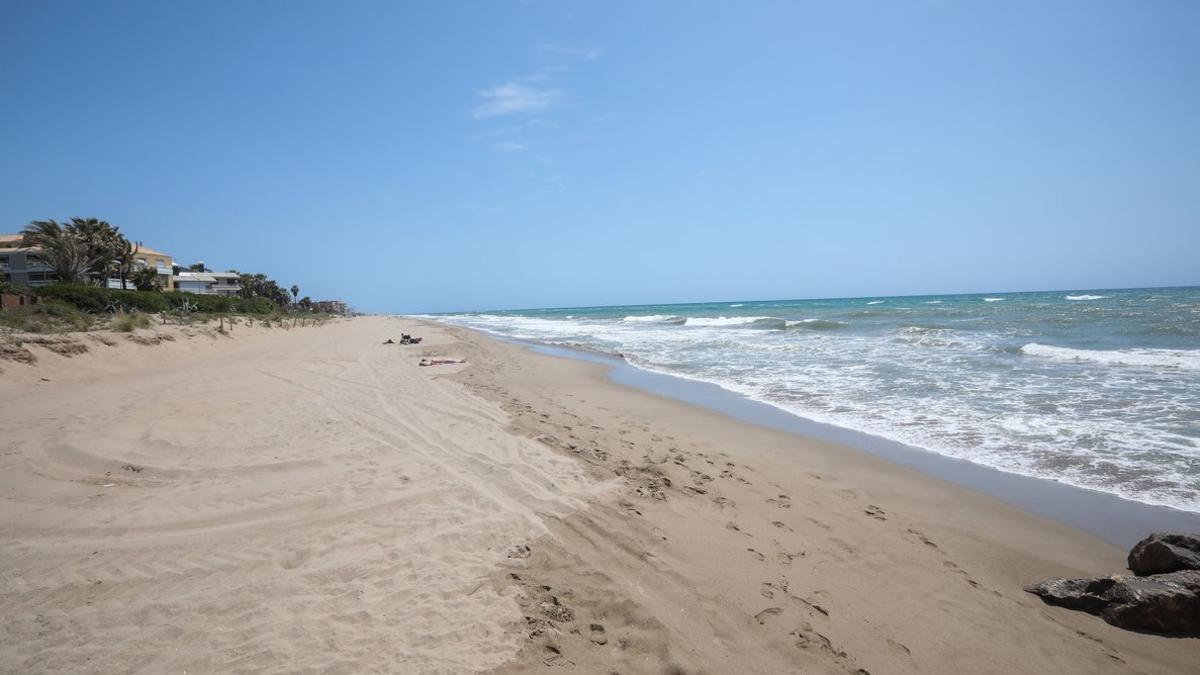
623,314,686,324
786,319,848,331
1020,343,1200,370
685,316,780,328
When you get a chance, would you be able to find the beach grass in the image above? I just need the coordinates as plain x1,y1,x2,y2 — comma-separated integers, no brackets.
0,301,94,333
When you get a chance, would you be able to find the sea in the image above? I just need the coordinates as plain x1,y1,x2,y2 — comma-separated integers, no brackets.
421,287,1200,513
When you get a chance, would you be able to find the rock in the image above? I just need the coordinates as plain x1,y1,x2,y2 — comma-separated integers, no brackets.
1128,532,1200,576
1025,570,1200,635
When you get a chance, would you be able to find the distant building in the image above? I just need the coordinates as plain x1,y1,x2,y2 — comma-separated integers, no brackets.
129,246,176,290
175,271,241,296
312,300,348,314
1,233,175,289
0,234,57,286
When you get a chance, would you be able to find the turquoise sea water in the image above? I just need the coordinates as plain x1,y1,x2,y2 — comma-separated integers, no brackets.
423,287,1200,512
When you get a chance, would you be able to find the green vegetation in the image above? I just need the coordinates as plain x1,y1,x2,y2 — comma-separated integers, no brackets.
20,217,151,288
0,281,29,295
4,216,337,333
0,301,93,333
110,312,151,332
37,284,168,312
131,265,161,291
33,284,277,315
233,271,293,306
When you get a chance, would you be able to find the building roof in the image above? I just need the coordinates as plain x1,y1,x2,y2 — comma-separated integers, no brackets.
176,272,217,283
133,245,172,258
0,234,172,260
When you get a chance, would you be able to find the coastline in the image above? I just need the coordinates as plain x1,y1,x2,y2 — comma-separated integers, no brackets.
1,316,1194,673
494,336,1200,549
437,320,1196,672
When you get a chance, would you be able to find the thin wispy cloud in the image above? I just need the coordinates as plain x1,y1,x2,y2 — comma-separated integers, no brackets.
467,43,603,198
472,80,561,118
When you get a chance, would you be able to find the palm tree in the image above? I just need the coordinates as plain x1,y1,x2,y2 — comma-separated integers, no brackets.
68,218,123,285
21,220,91,284
22,218,131,287
131,265,160,291
116,239,141,290
290,284,299,306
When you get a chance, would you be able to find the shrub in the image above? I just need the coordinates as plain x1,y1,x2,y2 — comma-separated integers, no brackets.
32,284,277,316
0,300,93,333
35,284,110,313
109,289,169,312
0,281,31,295
34,284,168,313
165,292,234,313
110,312,151,332
234,296,276,314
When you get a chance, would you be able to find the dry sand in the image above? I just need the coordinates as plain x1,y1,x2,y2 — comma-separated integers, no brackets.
0,316,1194,673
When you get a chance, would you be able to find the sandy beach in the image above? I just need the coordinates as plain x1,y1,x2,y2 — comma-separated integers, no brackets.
0,316,1195,673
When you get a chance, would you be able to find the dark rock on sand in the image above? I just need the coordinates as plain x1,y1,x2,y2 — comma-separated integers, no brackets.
1127,532,1200,576
1025,570,1200,635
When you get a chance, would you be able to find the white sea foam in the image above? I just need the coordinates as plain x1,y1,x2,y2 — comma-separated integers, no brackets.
685,316,776,327
786,319,848,330
867,300,884,305
924,300,943,304
729,303,744,307
431,291,1200,513
984,297,1005,302
1021,343,1200,370
623,314,685,324
1065,294,1107,301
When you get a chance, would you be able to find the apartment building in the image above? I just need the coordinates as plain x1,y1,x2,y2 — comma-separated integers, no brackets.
0,234,57,286
174,271,242,296
0,233,175,289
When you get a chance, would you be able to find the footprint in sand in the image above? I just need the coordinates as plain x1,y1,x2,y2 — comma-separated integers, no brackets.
766,494,792,509
761,577,789,599
864,505,887,520
747,548,766,562
754,607,783,625
886,638,912,657
725,522,752,537
905,528,940,550
588,623,607,645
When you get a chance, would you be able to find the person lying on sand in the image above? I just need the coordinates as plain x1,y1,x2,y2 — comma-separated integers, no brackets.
383,338,395,344
419,358,465,367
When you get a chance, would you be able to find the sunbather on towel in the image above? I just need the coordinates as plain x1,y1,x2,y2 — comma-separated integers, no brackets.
419,358,465,367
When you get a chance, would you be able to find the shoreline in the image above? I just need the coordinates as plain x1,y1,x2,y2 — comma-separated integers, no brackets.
477,333,1200,548
2,316,1195,673
437,320,1196,672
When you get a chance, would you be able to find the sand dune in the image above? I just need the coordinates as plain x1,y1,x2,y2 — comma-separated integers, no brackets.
1,317,1195,673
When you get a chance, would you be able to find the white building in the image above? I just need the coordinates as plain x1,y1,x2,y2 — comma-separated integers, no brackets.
175,271,241,296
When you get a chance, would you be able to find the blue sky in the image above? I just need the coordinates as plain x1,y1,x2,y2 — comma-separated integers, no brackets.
2,1,1197,313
